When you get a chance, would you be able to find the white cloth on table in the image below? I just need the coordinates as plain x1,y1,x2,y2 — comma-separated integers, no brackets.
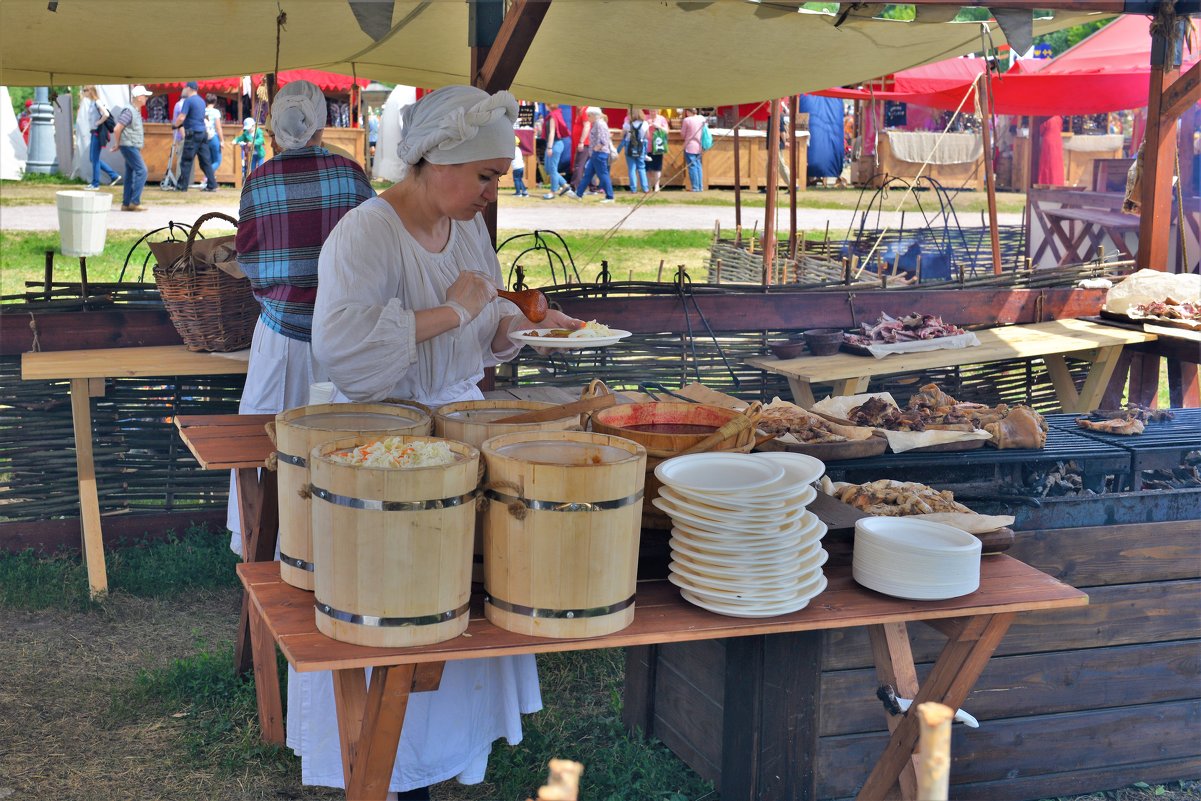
886,130,982,165
226,319,325,556
293,197,540,793
1062,133,1124,153
313,196,521,405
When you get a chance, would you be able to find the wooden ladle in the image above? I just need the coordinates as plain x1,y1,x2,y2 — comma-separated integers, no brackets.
498,288,549,323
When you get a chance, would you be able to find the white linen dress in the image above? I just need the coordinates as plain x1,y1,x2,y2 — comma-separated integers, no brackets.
289,196,541,792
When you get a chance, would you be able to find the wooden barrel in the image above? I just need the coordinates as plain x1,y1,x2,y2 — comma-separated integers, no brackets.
590,402,760,531
481,430,646,638
274,402,431,590
435,399,580,584
308,434,478,647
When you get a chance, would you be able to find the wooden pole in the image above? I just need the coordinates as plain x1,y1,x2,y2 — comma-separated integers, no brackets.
915,703,955,801
788,94,799,258
1137,17,1189,271
976,71,1003,275
764,99,782,285
734,119,743,241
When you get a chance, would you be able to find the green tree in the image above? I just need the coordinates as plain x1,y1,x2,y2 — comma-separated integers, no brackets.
8,86,71,118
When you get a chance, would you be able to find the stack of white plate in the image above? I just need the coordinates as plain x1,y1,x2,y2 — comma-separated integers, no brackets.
852,517,982,600
651,452,828,618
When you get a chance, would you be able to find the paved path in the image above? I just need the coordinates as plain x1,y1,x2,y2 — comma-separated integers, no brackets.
1,198,1022,233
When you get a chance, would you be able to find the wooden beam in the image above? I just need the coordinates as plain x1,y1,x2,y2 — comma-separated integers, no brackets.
976,72,1003,275
763,99,782,285
1136,24,1182,271
1161,58,1201,126
473,0,551,94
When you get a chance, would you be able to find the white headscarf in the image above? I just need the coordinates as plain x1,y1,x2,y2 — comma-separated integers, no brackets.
396,85,517,178
271,79,326,151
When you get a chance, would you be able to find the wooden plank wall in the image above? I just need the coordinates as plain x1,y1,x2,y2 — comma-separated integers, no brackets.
630,517,1201,800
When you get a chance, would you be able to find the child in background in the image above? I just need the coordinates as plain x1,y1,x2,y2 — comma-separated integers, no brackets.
511,135,528,197
234,117,267,176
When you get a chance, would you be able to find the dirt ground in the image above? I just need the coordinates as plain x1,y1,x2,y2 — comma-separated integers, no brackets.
0,588,335,801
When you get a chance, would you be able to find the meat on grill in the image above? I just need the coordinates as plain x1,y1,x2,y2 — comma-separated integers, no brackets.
1077,417,1146,436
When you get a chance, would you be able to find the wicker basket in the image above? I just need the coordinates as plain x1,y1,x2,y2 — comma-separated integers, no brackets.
152,212,258,352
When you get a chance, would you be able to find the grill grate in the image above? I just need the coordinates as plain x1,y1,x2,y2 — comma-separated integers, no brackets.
823,425,1132,494
1045,409,1201,490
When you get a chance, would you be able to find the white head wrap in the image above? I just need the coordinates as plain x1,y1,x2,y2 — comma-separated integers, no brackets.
271,79,327,151
396,85,518,177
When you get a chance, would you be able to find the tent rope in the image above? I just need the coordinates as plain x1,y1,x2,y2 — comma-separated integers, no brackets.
853,72,980,280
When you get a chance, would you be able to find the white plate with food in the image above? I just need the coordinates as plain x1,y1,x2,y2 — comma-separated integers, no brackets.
509,320,631,350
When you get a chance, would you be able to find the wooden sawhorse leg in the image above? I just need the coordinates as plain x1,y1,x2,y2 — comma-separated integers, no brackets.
856,613,1016,801
1044,346,1126,413
69,377,108,598
235,466,281,746
331,662,446,800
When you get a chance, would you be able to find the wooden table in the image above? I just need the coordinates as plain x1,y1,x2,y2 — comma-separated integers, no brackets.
745,319,1157,412
1041,206,1139,266
174,386,590,693
240,555,1086,801
20,344,249,597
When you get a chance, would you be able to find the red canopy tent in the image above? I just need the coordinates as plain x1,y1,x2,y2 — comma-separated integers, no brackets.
146,69,368,95
820,15,1200,116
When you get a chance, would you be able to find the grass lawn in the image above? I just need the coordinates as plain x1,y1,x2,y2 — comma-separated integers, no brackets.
1,227,718,299
0,529,1196,801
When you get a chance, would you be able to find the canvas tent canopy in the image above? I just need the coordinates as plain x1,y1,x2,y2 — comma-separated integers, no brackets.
0,1,1101,106
820,14,1201,115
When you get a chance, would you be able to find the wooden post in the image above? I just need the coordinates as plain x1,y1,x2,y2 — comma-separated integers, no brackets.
916,703,955,801
763,99,782,285
977,71,1003,275
470,0,551,246
733,121,742,236
1137,17,1186,271
788,94,800,259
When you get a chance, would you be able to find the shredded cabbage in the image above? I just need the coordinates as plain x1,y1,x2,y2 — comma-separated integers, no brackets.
568,320,614,338
330,437,457,468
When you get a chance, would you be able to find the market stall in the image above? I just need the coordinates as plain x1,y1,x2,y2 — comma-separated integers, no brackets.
143,70,369,186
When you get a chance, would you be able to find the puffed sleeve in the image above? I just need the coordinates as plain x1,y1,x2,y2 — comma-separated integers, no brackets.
313,206,418,401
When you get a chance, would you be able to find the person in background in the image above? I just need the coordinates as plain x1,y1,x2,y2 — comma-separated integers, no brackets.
172,81,217,191
618,108,650,193
511,134,528,197
225,79,375,560
570,104,589,188
680,107,706,192
540,103,571,199
109,85,153,212
234,117,267,176
204,93,224,174
81,85,120,189
367,107,379,167
18,99,32,145
572,107,614,202
311,84,567,800
645,108,669,192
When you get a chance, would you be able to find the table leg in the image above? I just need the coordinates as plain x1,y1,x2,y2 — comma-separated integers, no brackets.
1043,354,1081,412
855,613,1015,801
868,623,920,800
332,662,445,801
1076,346,1128,414
832,377,870,397
236,467,279,677
248,594,284,745
69,377,108,598
787,378,817,408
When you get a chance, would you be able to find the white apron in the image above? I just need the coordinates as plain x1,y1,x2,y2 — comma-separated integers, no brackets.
287,379,541,792
226,319,325,556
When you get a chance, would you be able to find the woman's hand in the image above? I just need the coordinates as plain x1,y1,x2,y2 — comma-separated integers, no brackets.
446,270,498,321
538,309,584,331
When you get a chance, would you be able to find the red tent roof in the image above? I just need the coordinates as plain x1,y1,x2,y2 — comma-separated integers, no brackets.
820,15,1199,116
146,69,367,94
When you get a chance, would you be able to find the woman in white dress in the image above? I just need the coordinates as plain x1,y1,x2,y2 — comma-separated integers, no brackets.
302,85,580,799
